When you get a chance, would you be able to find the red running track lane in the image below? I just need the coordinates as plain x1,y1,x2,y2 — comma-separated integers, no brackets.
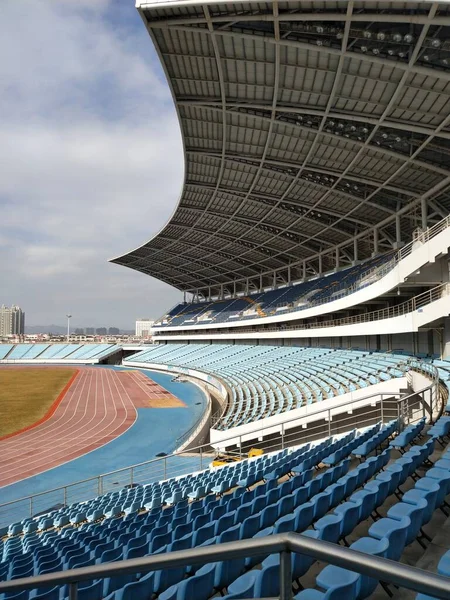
0,368,141,488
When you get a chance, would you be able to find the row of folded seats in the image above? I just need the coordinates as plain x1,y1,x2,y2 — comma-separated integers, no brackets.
128,345,409,431
158,253,394,327
2,418,449,600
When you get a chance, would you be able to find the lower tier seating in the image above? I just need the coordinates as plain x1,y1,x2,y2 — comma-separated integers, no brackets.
127,345,437,431
1,416,449,600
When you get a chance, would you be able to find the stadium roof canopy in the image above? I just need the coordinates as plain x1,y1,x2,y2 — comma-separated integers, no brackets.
111,0,450,297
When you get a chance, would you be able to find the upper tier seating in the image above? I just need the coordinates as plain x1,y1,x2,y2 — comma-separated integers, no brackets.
0,344,118,363
155,252,394,328
127,345,412,430
1,417,449,600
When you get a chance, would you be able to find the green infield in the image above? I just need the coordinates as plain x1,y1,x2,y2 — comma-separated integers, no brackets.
0,367,77,437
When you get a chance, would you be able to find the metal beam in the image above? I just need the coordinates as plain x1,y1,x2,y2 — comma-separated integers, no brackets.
148,20,450,84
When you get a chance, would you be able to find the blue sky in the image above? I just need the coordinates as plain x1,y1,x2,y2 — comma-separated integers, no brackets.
0,0,184,329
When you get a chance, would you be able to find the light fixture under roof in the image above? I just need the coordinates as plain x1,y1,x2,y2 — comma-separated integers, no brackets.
336,31,343,39
398,51,406,58
377,32,386,41
387,48,395,56
361,45,368,52
404,34,413,43
392,33,403,42
443,58,449,66
372,48,380,55
316,25,324,34
363,31,372,39
316,39,323,46
423,54,430,61
431,38,441,48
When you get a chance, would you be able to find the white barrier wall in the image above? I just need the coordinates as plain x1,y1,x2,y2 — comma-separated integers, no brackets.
154,225,450,333
155,292,450,341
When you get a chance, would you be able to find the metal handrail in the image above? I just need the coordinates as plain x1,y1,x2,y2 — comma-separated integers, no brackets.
0,369,437,525
0,532,448,600
154,214,450,322
160,282,449,336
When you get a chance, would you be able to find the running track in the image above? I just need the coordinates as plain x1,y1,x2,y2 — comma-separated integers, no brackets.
0,367,150,488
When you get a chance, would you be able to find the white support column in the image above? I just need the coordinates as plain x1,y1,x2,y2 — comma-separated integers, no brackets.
318,254,323,276
335,247,340,270
273,271,277,289
421,197,428,231
246,278,249,295
220,284,224,300
233,280,236,298
443,317,450,359
395,213,402,249
353,237,358,265
372,228,379,257
302,261,306,281
287,264,291,285
260,273,263,292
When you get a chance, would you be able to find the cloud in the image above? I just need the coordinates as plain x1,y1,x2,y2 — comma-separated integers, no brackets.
0,0,184,328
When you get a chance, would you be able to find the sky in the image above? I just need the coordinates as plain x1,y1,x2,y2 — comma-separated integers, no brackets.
0,0,185,330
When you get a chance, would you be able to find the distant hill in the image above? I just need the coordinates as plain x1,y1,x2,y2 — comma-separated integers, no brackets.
25,325,67,334
25,325,135,335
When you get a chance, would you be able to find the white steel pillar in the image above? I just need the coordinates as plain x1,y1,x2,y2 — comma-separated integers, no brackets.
353,238,358,264
421,197,428,231
335,247,340,270
395,213,402,248
318,254,323,275
372,228,379,257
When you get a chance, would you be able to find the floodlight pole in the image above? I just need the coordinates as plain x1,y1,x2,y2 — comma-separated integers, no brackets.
66,314,72,342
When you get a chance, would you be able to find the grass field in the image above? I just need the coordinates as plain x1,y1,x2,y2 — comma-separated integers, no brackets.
0,368,76,437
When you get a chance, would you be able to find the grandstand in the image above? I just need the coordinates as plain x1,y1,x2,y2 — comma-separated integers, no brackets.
2,0,450,598
0,344,122,365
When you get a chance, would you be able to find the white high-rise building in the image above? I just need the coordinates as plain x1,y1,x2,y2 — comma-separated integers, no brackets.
0,305,25,337
135,319,154,338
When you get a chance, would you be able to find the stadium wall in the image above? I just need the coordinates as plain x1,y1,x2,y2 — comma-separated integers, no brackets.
208,377,408,448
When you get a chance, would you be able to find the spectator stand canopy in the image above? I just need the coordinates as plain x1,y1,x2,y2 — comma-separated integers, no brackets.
111,0,450,300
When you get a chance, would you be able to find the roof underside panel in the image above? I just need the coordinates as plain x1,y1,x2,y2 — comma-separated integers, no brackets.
112,1,450,292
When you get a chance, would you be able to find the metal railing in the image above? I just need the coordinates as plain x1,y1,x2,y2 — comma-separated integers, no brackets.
0,369,437,530
160,282,449,336
0,532,448,600
154,214,450,328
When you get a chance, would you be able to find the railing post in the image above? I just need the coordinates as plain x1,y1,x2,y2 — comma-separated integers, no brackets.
164,458,167,481
63,486,67,508
328,410,331,437
281,423,285,449
200,447,203,470
29,496,33,518
130,467,134,487
69,582,78,600
279,550,292,600
380,397,384,424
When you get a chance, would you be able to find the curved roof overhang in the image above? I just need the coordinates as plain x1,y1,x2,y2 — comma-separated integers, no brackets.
111,0,450,295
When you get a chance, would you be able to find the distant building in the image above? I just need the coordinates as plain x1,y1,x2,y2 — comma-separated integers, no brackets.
0,305,25,336
96,327,107,335
136,319,154,338
74,328,84,335
108,327,120,335
85,327,95,335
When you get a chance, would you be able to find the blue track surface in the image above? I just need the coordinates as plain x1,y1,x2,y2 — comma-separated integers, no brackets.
0,366,207,505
